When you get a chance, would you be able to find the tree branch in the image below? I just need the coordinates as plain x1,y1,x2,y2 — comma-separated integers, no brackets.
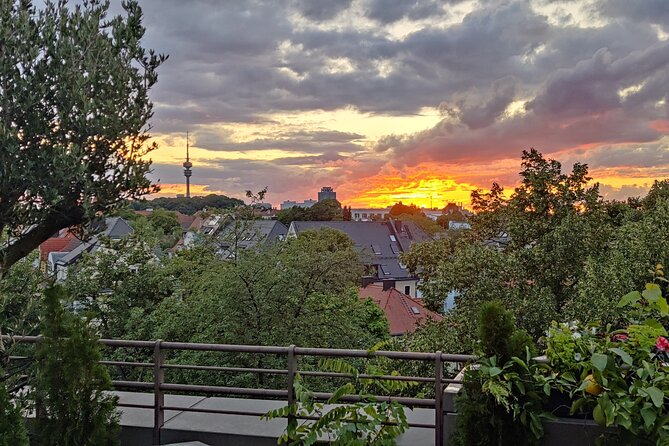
0,204,85,275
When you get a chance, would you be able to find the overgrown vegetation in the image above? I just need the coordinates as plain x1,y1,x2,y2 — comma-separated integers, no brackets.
33,286,120,446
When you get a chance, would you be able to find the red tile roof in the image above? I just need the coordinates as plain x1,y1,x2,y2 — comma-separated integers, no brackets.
38,232,80,262
359,285,443,336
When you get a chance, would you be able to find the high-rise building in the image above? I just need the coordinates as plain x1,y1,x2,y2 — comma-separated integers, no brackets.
183,132,193,198
318,186,336,202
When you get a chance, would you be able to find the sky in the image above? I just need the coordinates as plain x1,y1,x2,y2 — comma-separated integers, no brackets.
122,0,669,208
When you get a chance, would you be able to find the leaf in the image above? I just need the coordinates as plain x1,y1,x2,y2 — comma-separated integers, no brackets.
643,284,662,303
658,298,669,316
608,348,633,366
641,406,657,430
591,353,608,372
618,291,641,307
645,386,665,408
593,403,605,426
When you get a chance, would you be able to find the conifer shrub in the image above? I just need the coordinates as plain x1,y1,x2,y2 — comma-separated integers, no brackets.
452,301,545,446
0,377,28,446
33,286,119,446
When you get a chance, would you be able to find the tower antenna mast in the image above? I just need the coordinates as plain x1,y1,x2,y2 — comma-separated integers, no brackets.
183,132,193,198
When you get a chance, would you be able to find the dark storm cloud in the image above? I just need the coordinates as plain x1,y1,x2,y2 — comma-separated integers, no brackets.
363,0,445,24
113,0,669,194
294,0,353,21
192,128,366,154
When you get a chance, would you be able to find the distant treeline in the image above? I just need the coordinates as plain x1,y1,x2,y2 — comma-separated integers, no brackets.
128,194,244,215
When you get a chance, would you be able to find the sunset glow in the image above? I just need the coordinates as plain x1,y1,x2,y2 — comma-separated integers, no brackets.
134,0,669,208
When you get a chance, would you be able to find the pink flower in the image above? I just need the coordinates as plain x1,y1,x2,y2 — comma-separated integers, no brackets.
656,336,669,352
612,334,628,342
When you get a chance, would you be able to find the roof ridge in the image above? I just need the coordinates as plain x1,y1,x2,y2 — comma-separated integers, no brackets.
392,288,416,318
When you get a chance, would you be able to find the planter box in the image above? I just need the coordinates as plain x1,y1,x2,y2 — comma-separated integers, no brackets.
443,370,615,446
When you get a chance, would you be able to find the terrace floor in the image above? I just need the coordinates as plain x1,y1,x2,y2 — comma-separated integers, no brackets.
115,391,437,446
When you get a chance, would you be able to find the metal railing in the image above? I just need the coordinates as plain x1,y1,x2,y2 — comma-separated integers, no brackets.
3,335,475,446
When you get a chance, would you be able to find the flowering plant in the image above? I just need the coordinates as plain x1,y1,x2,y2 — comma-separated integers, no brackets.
545,280,669,444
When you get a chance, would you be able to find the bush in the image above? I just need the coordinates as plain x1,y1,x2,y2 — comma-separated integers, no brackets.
452,301,546,446
33,286,119,446
0,378,28,446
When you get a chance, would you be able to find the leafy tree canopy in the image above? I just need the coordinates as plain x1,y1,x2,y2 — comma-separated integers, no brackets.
128,194,244,215
0,0,166,275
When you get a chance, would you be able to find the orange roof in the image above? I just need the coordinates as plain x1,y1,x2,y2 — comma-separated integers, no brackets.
39,232,80,262
359,285,443,335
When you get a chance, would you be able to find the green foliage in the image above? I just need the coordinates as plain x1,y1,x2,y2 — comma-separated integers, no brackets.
389,202,422,217
452,303,547,446
0,252,45,336
277,199,343,225
33,286,119,446
542,281,669,444
0,0,166,273
478,301,516,360
264,357,411,445
0,377,28,446
129,194,244,215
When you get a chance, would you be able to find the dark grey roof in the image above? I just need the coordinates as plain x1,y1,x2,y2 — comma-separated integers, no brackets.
289,220,430,280
56,217,133,266
217,220,287,255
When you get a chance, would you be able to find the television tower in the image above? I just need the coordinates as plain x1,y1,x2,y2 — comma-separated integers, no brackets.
183,132,193,198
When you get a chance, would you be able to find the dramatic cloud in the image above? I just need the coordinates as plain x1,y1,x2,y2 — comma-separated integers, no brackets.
116,0,669,207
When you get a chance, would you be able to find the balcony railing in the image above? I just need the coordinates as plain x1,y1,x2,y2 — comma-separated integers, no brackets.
3,335,475,446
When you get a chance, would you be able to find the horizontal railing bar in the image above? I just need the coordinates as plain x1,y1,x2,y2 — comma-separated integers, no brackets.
299,370,435,383
112,380,154,390
295,347,436,360
160,341,289,354
101,360,154,368
162,364,288,375
310,392,436,408
161,405,436,428
116,402,156,410
2,335,477,363
100,339,157,348
160,383,288,398
162,406,271,417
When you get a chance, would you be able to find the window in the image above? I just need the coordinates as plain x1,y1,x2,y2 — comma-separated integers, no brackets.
404,285,411,295
371,244,382,255
390,244,399,254
389,235,396,242
410,306,421,315
380,264,390,275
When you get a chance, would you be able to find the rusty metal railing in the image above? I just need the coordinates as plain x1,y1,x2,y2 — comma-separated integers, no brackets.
2,335,475,445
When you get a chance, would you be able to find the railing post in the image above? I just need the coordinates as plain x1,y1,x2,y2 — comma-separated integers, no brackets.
435,351,444,446
153,339,165,445
287,344,297,429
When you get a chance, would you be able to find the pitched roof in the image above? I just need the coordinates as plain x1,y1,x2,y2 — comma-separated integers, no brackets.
359,285,442,336
290,220,431,280
39,231,81,262
56,217,133,267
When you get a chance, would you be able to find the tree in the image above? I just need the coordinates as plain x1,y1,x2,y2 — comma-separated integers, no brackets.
310,199,343,221
128,194,244,215
389,202,423,217
277,199,343,225
0,0,166,275
34,286,120,446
